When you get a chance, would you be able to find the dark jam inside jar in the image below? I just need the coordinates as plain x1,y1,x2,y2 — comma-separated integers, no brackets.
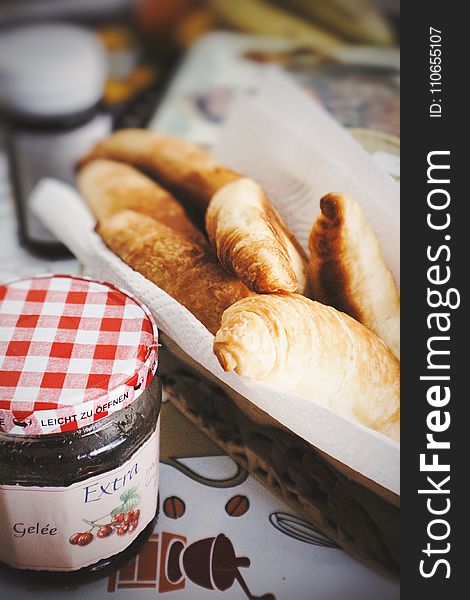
0,376,161,584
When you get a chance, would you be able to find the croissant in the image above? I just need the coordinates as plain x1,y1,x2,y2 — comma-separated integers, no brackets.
214,294,399,440
78,128,240,212
77,159,206,244
206,178,309,294
97,210,254,334
309,192,400,359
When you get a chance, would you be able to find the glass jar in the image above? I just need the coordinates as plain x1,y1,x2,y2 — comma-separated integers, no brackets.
0,275,160,581
0,377,161,582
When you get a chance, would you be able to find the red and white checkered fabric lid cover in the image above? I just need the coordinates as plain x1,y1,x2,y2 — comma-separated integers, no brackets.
0,275,158,436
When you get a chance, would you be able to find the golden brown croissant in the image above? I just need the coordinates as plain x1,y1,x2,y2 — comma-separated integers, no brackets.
77,159,206,244
214,294,400,440
206,178,309,294
97,210,254,334
309,192,400,359
78,128,240,212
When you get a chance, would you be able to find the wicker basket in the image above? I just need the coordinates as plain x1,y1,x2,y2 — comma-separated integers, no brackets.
159,335,399,577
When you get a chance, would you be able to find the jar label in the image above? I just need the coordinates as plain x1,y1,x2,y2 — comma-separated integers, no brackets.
0,420,159,571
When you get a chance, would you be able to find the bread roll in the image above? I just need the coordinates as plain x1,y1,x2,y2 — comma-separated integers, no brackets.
77,159,206,244
206,178,309,294
309,192,400,359
78,128,240,212
97,210,254,334
214,294,399,439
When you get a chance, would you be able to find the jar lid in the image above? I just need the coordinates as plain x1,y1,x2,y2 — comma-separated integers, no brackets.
0,275,158,436
0,23,107,118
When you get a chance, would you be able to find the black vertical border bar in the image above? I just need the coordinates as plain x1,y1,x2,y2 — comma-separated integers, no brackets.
401,4,464,598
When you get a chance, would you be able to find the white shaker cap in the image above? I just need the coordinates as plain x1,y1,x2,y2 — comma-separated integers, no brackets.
0,23,107,117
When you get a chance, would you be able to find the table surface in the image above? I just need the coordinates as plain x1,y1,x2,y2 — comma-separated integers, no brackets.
0,33,400,599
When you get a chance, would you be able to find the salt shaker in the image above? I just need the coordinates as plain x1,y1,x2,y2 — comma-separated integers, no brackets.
0,23,112,255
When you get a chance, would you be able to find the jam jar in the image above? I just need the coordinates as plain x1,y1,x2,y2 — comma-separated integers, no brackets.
0,274,161,580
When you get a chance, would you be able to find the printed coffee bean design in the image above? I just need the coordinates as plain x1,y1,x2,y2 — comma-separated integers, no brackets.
225,495,250,517
163,496,186,519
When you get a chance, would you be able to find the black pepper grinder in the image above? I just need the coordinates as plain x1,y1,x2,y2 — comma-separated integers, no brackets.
0,23,112,256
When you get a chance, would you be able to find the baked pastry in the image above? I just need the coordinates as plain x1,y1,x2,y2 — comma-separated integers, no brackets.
77,159,206,244
78,128,240,212
308,192,400,359
206,178,309,294
97,210,254,334
214,293,399,439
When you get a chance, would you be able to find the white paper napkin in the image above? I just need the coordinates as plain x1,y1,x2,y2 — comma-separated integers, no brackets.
31,72,399,495
213,68,400,285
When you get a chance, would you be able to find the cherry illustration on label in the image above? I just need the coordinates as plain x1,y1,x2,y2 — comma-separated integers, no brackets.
69,532,94,546
97,525,113,538
70,487,141,546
